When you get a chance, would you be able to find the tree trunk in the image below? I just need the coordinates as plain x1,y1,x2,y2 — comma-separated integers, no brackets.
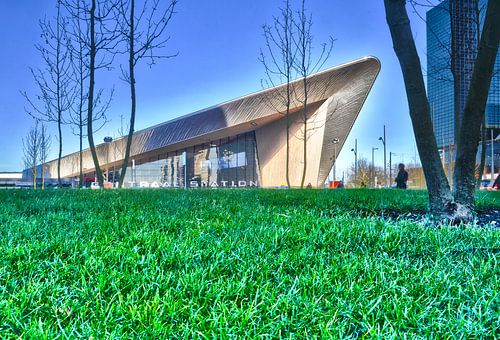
300,76,308,189
475,1,487,191
119,0,136,188
87,0,104,186
476,122,487,188
79,34,84,189
56,0,63,187
79,123,83,189
57,118,62,186
33,159,37,191
384,0,454,216
41,123,46,191
285,82,291,188
452,0,500,209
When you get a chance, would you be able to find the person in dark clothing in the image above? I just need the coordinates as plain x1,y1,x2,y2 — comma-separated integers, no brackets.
395,163,408,189
493,174,499,190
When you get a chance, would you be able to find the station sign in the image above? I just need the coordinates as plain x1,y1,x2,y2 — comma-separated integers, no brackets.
128,180,259,188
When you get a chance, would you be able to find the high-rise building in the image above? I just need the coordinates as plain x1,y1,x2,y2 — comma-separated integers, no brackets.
427,0,499,177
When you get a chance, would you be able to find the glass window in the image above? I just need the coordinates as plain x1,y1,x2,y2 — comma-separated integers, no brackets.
122,131,260,188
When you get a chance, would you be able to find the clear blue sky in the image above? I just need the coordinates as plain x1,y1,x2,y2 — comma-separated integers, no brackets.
0,0,428,176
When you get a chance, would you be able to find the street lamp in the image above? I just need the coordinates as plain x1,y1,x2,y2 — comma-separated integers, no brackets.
372,147,379,187
378,125,387,187
351,138,357,188
104,136,113,182
332,138,340,182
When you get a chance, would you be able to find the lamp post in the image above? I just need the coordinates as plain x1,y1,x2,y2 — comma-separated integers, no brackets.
378,125,387,187
372,147,379,187
351,138,357,188
104,136,113,183
332,138,340,182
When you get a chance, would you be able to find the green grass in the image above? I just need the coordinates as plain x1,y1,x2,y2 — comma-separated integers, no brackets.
0,189,499,337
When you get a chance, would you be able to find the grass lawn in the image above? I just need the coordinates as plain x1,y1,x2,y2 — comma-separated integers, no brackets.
0,189,499,337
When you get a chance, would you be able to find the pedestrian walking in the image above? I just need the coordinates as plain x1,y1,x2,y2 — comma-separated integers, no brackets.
493,174,499,190
395,163,408,189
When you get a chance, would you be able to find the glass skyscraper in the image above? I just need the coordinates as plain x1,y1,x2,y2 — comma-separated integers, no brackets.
427,0,499,149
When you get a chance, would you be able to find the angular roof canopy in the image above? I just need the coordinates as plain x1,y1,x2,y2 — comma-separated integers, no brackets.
44,56,381,182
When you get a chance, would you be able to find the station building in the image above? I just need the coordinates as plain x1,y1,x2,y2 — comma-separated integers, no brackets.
36,57,380,188
0,173,23,189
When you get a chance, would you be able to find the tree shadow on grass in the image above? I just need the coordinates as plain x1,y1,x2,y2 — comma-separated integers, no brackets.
376,208,500,228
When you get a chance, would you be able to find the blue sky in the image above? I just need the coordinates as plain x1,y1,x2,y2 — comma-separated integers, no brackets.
0,0,428,176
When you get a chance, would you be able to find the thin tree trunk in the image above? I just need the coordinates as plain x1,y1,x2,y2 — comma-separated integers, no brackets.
384,0,453,215
56,1,63,187
79,122,83,188
474,1,486,190
87,0,104,186
78,5,85,189
119,0,136,188
476,119,487,188
300,76,308,188
79,32,84,189
41,123,46,190
57,119,62,186
453,0,500,209
285,2,291,189
33,159,37,191
285,91,291,188
285,84,291,188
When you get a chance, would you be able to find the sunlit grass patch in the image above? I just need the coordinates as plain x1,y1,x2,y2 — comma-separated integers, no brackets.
0,189,498,337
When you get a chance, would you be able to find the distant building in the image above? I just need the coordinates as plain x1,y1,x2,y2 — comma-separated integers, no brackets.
0,172,22,188
33,57,380,188
427,0,499,176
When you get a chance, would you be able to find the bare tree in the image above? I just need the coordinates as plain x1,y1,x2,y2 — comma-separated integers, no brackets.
116,0,178,188
65,0,111,188
22,120,41,190
348,158,385,188
22,0,74,186
87,0,120,186
38,123,52,190
68,0,91,188
63,0,121,187
293,0,333,188
384,0,499,222
259,0,297,188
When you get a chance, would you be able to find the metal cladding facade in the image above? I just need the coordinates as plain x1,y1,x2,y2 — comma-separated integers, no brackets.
42,56,380,188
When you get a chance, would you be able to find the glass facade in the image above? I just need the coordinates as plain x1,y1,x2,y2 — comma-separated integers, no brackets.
427,0,455,148
122,131,260,188
427,0,500,148
486,52,500,128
